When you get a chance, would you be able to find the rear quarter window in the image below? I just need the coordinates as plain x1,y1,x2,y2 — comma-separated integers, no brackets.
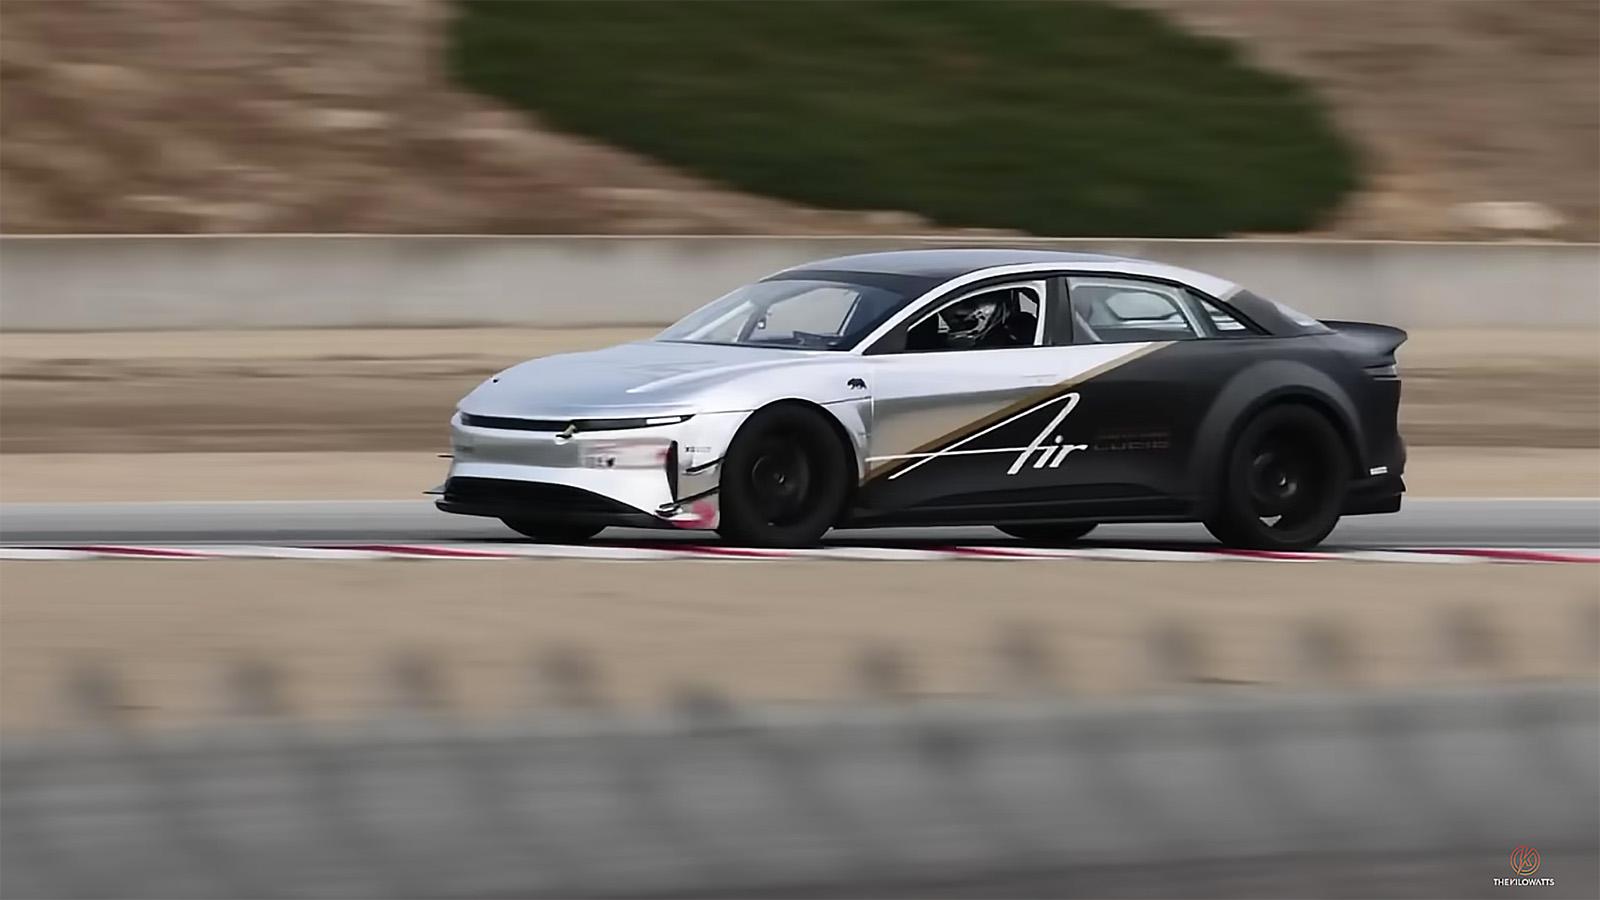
1228,289,1333,335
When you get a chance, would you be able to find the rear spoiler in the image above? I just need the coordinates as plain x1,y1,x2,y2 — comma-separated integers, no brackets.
1321,319,1408,359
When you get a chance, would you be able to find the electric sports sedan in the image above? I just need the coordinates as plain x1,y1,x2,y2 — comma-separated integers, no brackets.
435,249,1406,549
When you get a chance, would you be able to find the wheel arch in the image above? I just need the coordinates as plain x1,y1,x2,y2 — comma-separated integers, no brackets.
1189,361,1366,517
748,397,865,509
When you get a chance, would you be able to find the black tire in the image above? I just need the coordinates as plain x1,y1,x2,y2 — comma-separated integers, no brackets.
1204,404,1350,550
996,522,1098,544
500,519,605,543
717,404,851,547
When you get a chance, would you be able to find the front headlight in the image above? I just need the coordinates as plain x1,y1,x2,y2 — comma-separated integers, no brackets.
458,413,693,432
582,415,694,430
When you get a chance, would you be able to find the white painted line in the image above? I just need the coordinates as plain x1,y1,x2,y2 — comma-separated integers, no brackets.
175,545,395,560
1334,550,1474,564
1059,548,1230,563
0,548,95,560
804,547,957,561
475,543,682,560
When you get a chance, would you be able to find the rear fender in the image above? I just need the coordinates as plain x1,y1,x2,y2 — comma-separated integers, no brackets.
1188,360,1366,518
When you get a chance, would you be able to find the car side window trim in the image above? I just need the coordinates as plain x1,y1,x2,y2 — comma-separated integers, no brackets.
1183,290,1271,338
1045,276,1075,346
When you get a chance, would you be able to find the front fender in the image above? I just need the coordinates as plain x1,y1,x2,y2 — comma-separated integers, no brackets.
819,398,872,483
666,398,869,528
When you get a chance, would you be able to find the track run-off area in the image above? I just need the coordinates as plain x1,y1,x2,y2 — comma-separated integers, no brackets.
1,497,1595,563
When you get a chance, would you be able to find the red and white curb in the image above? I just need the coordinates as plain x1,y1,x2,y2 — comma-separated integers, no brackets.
1,544,1596,563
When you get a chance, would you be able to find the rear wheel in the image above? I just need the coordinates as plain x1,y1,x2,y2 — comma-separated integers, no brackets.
1204,405,1349,550
717,404,850,547
996,522,1098,544
500,519,605,543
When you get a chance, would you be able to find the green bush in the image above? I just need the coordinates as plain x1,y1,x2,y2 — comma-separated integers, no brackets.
448,0,1357,237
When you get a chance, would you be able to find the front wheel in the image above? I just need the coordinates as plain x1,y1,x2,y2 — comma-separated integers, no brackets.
996,522,1098,544
717,404,851,547
500,519,605,543
1204,405,1349,550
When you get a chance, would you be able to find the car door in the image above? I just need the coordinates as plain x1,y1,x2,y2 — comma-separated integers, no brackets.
854,278,1171,517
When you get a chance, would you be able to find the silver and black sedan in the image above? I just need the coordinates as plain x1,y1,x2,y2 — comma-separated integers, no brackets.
435,249,1406,549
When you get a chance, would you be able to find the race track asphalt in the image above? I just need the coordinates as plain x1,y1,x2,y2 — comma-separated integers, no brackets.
1,498,1595,548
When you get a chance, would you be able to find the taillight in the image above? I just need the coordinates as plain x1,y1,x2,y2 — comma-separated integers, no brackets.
1364,362,1399,380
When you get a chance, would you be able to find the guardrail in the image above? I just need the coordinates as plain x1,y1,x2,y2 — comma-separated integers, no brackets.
2,235,1596,330
5,609,1598,898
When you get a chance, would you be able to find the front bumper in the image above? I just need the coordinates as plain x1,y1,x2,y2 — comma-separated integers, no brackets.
436,410,741,529
437,477,670,528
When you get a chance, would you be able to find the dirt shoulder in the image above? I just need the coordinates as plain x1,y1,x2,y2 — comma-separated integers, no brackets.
0,327,655,455
3,559,1594,731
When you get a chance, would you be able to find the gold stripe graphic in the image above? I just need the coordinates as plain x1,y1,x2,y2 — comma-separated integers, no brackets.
863,342,1173,482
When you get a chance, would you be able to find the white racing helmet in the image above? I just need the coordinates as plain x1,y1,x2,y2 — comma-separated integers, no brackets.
937,294,1010,349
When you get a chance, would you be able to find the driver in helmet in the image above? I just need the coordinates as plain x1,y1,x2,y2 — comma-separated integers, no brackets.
937,291,1013,350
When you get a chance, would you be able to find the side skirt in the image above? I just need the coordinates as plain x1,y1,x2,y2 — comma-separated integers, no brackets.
842,495,1193,529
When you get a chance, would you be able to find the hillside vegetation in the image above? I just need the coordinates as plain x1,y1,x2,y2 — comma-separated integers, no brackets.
449,0,1356,237
1,0,1593,237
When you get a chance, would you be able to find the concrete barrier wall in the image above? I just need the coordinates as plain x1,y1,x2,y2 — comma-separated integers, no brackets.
6,683,1597,898
1,235,1596,330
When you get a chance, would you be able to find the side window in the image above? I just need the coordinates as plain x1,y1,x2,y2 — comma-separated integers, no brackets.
1067,277,1201,344
902,285,1042,353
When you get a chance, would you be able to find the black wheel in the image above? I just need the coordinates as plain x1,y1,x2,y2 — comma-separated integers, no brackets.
717,404,851,547
996,522,1098,544
499,519,605,543
1204,405,1349,550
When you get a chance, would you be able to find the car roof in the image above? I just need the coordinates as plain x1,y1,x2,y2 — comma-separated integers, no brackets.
776,248,1240,298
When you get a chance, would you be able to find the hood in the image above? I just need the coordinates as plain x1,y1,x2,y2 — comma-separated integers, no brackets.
458,340,834,418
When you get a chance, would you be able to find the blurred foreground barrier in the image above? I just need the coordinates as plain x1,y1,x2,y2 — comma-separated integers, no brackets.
4,679,1596,899
2,235,1597,330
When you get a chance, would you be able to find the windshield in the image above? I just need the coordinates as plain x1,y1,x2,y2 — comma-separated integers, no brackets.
656,277,914,351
